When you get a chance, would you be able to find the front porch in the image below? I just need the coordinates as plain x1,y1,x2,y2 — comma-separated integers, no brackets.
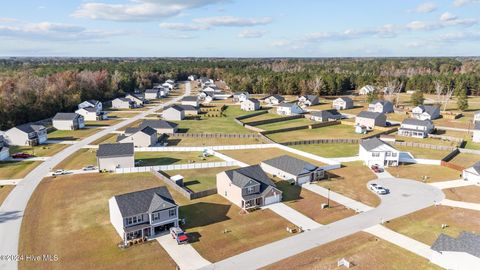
241,196,262,210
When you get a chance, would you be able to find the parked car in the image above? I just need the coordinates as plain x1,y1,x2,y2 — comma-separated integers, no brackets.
12,152,34,159
385,121,392,127
82,165,97,171
371,164,384,173
369,183,388,195
52,169,69,176
170,227,188,245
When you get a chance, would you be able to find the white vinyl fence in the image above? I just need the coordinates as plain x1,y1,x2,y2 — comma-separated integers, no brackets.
134,144,277,152
115,161,237,173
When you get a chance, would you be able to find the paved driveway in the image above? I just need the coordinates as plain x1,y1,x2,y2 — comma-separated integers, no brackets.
263,203,321,231
156,235,211,270
0,83,190,270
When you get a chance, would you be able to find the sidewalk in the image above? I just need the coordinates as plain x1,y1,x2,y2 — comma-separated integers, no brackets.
0,179,22,185
440,199,480,211
429,179,474,189
302,183,373,212
157,235,211,270
263,203,321,231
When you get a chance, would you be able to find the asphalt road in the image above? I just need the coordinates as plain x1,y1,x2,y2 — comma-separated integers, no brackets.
201,177,444,270
0,82,190,270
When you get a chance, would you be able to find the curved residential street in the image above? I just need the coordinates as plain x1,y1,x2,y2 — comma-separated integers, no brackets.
201,177,444,270
0,82,191,270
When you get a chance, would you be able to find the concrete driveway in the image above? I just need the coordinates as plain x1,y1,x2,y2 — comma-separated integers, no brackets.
156,235,211,270
0,83,191,270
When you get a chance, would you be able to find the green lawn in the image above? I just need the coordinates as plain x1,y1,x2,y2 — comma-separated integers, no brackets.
387,164,462,182
0,161,41,179
395,133,460,147
242,112,285,123
0,185,15,206
10,143,68,157
134,152,222,167
463,140,480,150
290,143,358,158
91,133,118,145
54,148,97,170
166,136,266,147
449,153,480,168
395,145,452,160
256,118,312,131
161,166,238,192
48,128,100,141
85,119,123,127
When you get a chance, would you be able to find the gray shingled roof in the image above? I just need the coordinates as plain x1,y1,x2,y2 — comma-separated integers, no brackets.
139,126,157,136
145,89,159,93
114,186,176,217
97,143,134,157
164,104,185,112
270,94,285,101
301,95,318,102
246,98,260,104
182,96,198,102
278,103,297,108
177,104,198,111
53,113,81,121
371,100,392,106
116,97,132,103
224,165,279,198
360,137,395,151
475,122,480,131
138,120,178,130
262,155,319,176
311,109,342,119
14,123,45,134
357,111,384,119
337,97,353,102
470,161,480,174
401,118,433,127
416,105,439,116
81,107,97,112
431,232,480,258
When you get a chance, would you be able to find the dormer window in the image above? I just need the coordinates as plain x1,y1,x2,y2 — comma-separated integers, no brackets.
246,186,254,194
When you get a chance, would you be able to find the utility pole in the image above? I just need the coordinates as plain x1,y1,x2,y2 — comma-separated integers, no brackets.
327,188,331,208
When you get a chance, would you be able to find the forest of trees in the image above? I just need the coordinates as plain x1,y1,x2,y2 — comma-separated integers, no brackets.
1,57,479,130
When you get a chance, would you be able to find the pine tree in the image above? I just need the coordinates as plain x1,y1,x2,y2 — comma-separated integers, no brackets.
457,88,469,111
410,91,425,106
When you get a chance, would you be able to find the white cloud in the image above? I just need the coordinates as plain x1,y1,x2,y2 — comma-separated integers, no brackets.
437,31,480,41
0,18,18,23
159,22,209,31
440,12,457,21
406,20,439,30
406,15,477,31
193,16,272,26
414,2,437,13
453,0,480,7
238,29,267,38
72,0,225,21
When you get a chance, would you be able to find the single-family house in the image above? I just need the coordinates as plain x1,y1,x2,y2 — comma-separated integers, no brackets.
162,105,185,121
260,155,325,185
162,82,174,90
462,161,480,184
264,94,285,105
109,186,179,245
398,119,435,138
203,92,214,103
200,77,214,87
310,109,343,122
96,143,134,171
276,103,304,116
4,123,48,146
430,232,480,270
112,98,134,109
359,137,399,167
177,105,198,116
233,92,249,103
125,93,146,107
202,86,218,93
241,98,261,111
217,165,283,210
333,97,354,110
52,113,85,131
473,122,480,143
144,89,160,100
188,75,197,81
0,135,9,161
181,96,199,107
298,95,320,107
368,100,394,113
355,111,386,130
138,120,178,134
359,85,376,95
75,107,107,121
78,99,103,113
411,105,440,120
117,126,158,148
473,111,480,123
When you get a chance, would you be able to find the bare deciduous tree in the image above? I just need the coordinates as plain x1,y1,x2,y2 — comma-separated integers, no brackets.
384,80,403,107
308,76,324,96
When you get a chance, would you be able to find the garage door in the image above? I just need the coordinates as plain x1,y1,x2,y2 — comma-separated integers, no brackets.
264,194,280,205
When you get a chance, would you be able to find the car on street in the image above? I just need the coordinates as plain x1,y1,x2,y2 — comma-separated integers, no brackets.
371,164,384,173
369,183,388,195
170,227,188,244
82,165,97,171
52,169,69,176
12,152,34,159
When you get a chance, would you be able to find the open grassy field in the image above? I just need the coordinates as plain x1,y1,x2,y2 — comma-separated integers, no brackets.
160,166,237,192
10,143,68,157
276,179,355,224
387,164,461,182
255,118,312,131
290,143,358,158
261,232,441,270
166,136,266,146
91,133,118,145
173,106,253,134
449,152,480,168
54,148,97,170
267,124,385,143
134,151,222,167
19,173,177,270
0,161,42,179
47,128,101,141
0,185,14,206
386,206,480,245
395,145,451,160
317,161,380,207
443,185,480,204
219,147,327,167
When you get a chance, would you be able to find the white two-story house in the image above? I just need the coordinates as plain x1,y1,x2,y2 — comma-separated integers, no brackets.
411,105,440,120
276,103,304,116
398,119,435,138
368,100,394,113
5,123,48,146
109,186,179,245
359,137,400,167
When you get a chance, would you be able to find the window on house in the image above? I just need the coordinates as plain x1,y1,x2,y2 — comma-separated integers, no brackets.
372,152,380,157
386,152,391,157
169,209,176,217
392,152,397,157
247,186,254,194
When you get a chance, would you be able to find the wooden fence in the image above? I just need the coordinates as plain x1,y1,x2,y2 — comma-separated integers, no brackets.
246,114,304,127
283,138,359,146
440,161,465,172
236,110,268,121
169,133,262,139
151,170,218,200
261,120,340,135
391,141,456,151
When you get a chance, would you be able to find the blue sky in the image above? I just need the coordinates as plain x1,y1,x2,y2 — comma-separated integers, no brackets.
1,0,479,57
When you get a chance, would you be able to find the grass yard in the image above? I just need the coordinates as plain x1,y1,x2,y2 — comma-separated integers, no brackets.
107,111,140,119
387,164,461,182
387,113,409,122
160,166,237,192
463,140,480,150
267,124,385,143
449,152,480,168
48,128,100,141
117,119,143,131
395,133,460,147
290,143,358,158
443,185,480,204
219,147,327,167
179,194,291,262
256,118,313,131
261,232,441,270
0,161,42,179
10,143,68,157
433,116,474,129
134,151,222,167
91,133,118,145
395,145,451,160
276,180,355,224
386,206,480,245
85,119,123,127
0,185,15,206
242,112,284,123
19,172,178,270
317,161,380,207
54,148,97,170
166,136,266,146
